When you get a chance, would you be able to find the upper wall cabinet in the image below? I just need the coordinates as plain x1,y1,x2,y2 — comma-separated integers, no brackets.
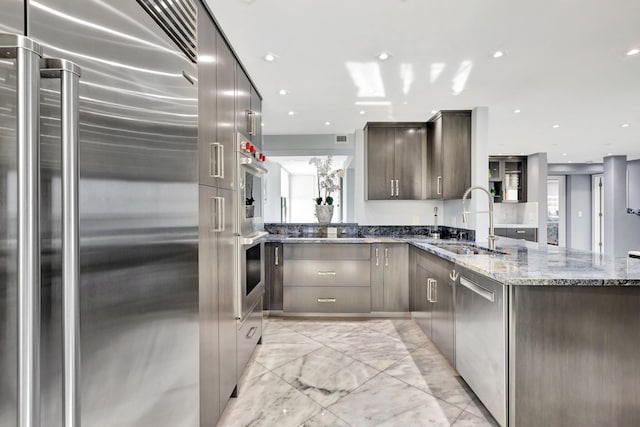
427,111,472,200
236,66,262,149
365,123,427,200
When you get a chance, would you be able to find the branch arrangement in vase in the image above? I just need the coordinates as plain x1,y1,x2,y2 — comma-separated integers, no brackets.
309,155,344,205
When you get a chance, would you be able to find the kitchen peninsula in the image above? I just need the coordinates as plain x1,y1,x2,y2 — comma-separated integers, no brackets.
263,223,640,427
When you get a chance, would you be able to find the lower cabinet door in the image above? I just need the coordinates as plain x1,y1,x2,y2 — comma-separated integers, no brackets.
237,301,262,386
284,286,371,313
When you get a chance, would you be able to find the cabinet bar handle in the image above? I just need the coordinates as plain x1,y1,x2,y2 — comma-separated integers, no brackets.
395,179,399,197
246,326,257,338
516,230,526,234
274,247,279,266
317,271,336,276
437,176,442,195
375,248,379,267
390,179,394,197
427,279,433,302
317,298,336,303
384,248,389,267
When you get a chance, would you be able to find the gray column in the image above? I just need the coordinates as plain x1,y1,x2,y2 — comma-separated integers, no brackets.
603,155,638,257
471,107,489,243
566,175,592,251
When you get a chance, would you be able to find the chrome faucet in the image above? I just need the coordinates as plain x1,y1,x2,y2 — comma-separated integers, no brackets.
461,186,496,250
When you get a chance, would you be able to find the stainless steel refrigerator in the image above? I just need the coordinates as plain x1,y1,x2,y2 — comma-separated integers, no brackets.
1,1,200,426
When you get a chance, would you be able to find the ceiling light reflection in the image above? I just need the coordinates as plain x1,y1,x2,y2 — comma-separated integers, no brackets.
346,62,386,97
430,63,445,83
451,60,473,95
354,101,391,106
400,63,414,95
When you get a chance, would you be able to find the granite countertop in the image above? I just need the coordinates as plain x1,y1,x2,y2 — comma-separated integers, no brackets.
266,234,640,286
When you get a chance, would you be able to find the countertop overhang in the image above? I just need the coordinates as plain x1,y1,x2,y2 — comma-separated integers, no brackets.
265,234,640,286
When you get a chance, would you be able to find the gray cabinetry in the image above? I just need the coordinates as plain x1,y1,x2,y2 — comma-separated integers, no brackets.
365,123,426,200
371,244,409,311
250,86,262,149
283,244,371,313
494,227,537,242
235,66,261,145
409,247,455,366
488,156,527,203
427,111,472,200
198,21,236,190
198,185,235,423
264,243,283,310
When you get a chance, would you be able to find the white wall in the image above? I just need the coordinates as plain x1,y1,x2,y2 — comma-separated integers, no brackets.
527,153,549,244
289,174,316,222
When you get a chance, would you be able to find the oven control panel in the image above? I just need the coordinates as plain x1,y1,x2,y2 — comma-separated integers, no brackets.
239,140,266,162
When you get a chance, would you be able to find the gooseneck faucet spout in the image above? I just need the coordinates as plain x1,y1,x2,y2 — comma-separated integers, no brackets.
461,186,496,250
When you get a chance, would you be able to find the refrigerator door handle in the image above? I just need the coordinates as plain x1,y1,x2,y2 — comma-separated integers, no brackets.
41,57,82,427
0,33,43,427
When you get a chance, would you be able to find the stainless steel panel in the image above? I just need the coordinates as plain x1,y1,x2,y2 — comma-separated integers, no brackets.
215,32,236,191
264,243,283,311
0,0,24,35
249,87,261,149
236,300,262,388
198,185,220,427
455,268,506,427
234,66,250,139
511,286,640,427
284,286,371,313
370,245,384,310
283,243,370,261
382,244,408,311
284,260,370,287
29,2,200,426
218,187,237,412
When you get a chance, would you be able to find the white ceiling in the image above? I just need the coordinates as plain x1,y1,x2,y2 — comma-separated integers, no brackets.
207,0,640,163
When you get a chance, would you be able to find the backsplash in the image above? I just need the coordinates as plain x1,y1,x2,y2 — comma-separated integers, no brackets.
264,223,475,241
493,202,539,225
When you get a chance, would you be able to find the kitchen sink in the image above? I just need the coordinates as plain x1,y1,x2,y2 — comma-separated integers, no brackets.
430,242,506,256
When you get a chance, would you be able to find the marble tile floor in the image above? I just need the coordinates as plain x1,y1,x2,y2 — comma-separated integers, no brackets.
217,317,499,427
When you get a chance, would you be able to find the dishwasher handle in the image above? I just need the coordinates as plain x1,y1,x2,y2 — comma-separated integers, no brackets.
459,276,495,302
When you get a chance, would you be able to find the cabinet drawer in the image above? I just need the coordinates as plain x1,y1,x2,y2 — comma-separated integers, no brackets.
237,301,262,382
284,286,371,313
284,260,370,287
284,244,370,261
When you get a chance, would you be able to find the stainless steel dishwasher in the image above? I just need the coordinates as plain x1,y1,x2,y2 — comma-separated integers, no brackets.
455,267,507,427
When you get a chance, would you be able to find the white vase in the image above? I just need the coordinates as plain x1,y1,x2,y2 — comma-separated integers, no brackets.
315,205,334,224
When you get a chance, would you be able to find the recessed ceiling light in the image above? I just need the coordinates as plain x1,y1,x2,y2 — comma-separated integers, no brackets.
279,89,288,95
621,123,630,128
493,50,504,58
607,152,613,156
403,101,408,105
568,160,573,163
359,110,365,115
377,52,391,61
520,152,525,155
498,152,503,155
325,121,331,126
562,153,567,156
264,53,277,62
288,111,295,116
626,48,639,56
430,110,437,115
552,124,560,128
513,109,521,114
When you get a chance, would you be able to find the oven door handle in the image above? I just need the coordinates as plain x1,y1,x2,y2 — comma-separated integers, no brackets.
240,157,268,175
239,231,269,245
